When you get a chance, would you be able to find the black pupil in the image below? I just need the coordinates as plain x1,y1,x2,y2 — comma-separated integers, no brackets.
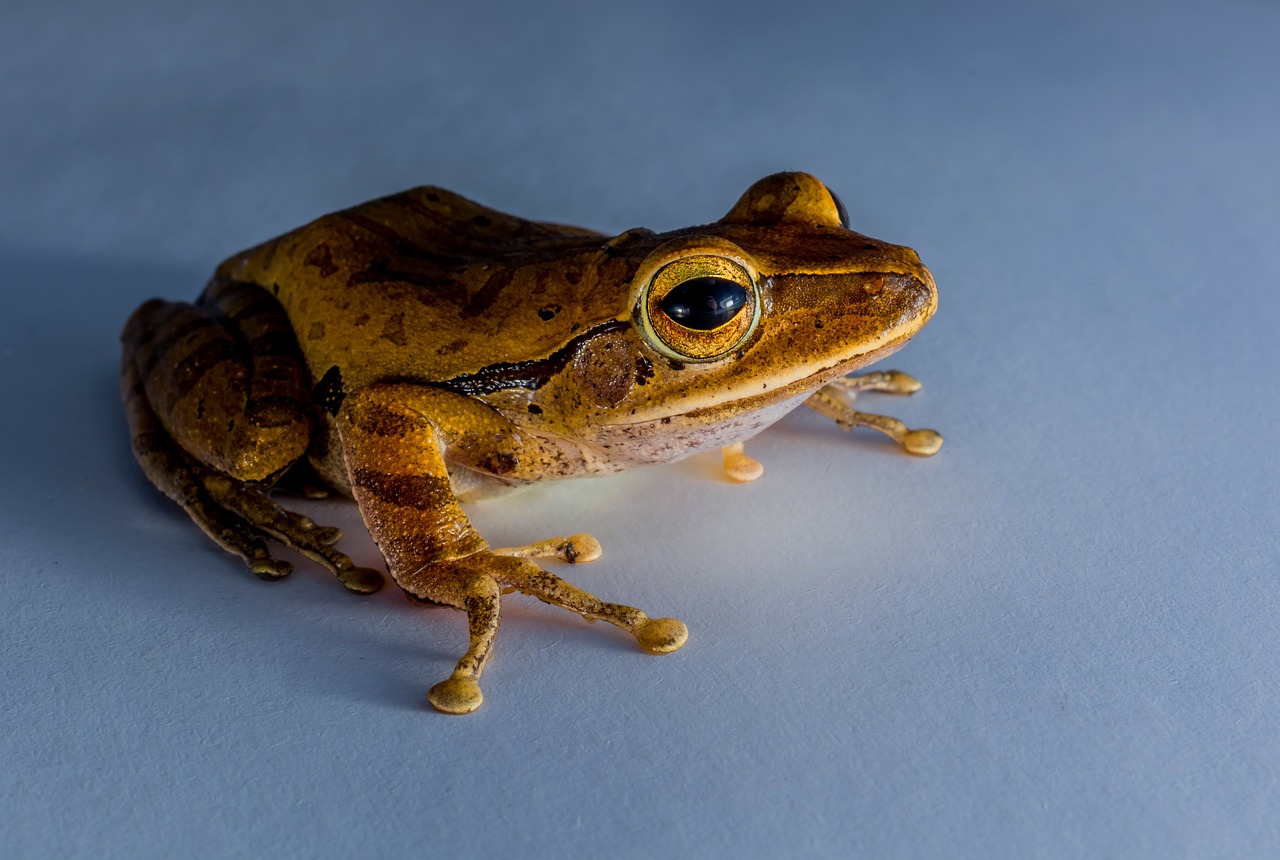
659,278,747,330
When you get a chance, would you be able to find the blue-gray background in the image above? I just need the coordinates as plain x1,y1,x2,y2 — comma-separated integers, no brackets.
3,1,1277,857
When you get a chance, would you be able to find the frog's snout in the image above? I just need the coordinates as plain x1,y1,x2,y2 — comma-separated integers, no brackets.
918,264,939,322
858,269,936,330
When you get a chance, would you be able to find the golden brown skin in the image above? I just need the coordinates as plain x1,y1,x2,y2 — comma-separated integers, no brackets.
121,172,942,714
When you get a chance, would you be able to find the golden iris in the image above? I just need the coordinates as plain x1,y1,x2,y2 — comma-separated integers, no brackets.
642,255,759,361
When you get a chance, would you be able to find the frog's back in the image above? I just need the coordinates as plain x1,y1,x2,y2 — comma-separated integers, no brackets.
214,186,618,390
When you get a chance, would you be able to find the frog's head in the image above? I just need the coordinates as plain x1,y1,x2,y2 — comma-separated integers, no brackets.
613,172,937,425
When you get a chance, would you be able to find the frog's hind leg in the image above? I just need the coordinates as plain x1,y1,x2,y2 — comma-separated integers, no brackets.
121,354,293,579
805,370,943,456
121,284,383,592
124,283,311,483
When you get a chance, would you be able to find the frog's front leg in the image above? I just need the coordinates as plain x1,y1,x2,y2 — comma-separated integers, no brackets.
719,370,942,482
804,370,943,456
335,383,687,715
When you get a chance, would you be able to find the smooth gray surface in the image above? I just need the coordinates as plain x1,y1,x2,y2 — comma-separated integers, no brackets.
3,1,1278,857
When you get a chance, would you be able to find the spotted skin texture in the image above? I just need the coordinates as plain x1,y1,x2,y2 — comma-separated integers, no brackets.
120,171,942,714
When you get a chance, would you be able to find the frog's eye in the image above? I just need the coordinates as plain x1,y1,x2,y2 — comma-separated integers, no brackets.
828,188,850,229
642,255,760,361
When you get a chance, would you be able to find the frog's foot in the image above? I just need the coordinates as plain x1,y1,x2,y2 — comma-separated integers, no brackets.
492,554,688,653
722,442,764,483
403,552,687,714
200,474,385,593
492,533,602,564
805,370,943,456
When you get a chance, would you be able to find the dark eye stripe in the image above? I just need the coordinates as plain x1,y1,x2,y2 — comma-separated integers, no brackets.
659,278,747,330
828,189,850,228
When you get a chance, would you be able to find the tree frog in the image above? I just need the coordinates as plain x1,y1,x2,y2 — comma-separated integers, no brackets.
121,172,942,714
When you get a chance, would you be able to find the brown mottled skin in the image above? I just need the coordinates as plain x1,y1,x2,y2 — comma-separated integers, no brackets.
120,172,940,714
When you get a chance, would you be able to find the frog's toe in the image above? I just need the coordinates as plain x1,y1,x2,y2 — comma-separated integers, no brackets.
635,617,689,654
338,566,385,594
201,474,384,592
832,369,922,395
493,532,602,564
307,525,344,546
249,556,293,580
902,429,943,456
881,370,923,394
428,677,484,714
563,533,602,564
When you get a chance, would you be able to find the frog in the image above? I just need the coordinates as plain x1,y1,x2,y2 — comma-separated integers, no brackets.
120,171,942,715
